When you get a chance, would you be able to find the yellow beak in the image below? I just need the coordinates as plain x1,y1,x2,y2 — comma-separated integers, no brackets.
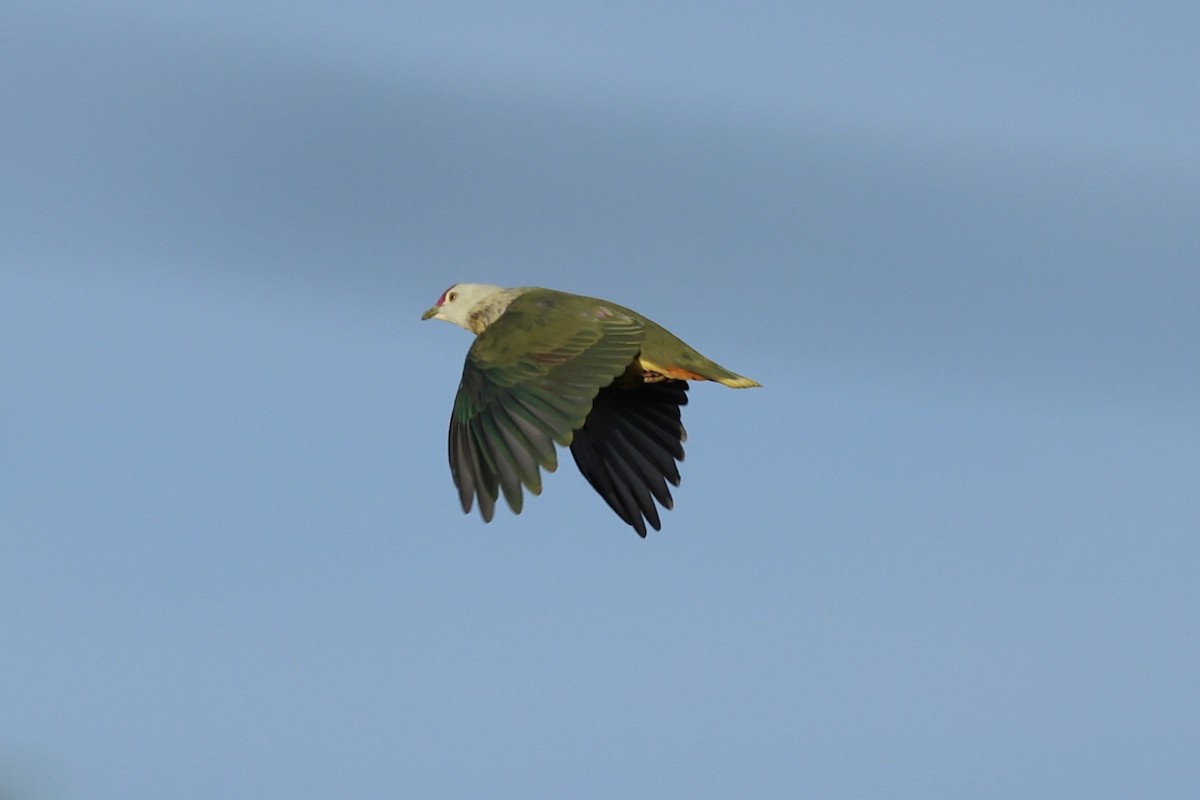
421,305,439,320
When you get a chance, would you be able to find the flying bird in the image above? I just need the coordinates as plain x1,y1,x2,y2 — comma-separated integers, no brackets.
422,284,760,536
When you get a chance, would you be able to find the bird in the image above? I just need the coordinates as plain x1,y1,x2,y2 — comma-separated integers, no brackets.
422,283,761,536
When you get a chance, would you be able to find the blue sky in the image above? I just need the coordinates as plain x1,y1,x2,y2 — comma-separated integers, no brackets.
3,2,1199,798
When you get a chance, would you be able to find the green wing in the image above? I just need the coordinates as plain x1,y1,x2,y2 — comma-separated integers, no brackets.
449,291,644,521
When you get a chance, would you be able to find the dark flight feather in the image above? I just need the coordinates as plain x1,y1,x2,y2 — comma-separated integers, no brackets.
569,379,688,537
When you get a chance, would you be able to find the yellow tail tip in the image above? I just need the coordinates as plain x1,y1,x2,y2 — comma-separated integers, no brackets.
719,376,762,388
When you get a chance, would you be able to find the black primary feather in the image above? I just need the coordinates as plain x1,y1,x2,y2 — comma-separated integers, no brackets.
569,379,689,537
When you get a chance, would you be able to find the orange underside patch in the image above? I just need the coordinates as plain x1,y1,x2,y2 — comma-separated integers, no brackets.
638,358,708,382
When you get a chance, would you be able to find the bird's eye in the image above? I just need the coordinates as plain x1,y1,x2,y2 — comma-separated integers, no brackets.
448,291,458,302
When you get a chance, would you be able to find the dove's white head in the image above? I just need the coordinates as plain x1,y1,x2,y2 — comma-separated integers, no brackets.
421,283,519,334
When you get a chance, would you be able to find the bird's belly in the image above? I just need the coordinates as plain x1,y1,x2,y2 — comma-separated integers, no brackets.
635,356,707,383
